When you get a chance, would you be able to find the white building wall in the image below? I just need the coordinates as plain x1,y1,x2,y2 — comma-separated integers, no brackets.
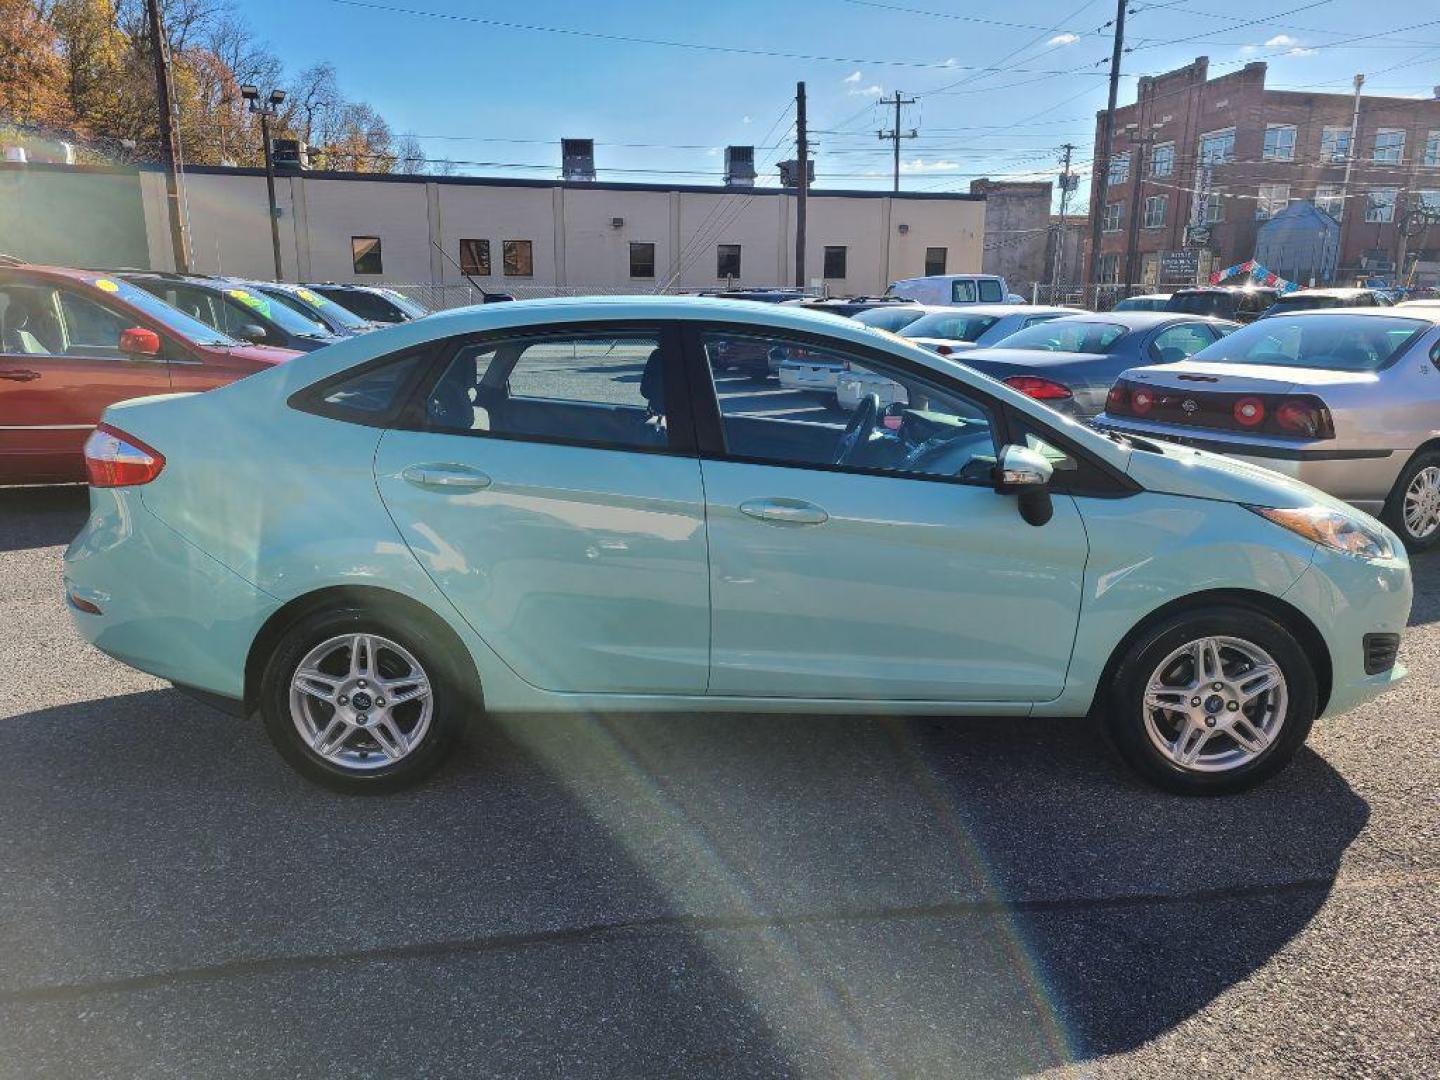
136,167,986,296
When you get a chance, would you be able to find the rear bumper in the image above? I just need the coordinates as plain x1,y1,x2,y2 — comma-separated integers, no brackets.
64,488,278,700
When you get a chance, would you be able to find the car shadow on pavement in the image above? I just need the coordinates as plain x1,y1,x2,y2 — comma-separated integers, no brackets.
0,688,1368,1077
0,485,87,552
1407,549,1440,625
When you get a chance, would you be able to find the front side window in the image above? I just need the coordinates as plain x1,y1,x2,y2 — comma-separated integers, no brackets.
1150,323,1217,362
503,240,534,277
1199,128,1235,165
1107,152,1130,186
717,243,741,279
1365,189,1398,223
700,330,996,482
1143,195,1167,229
352,236,383,275
1256,184,1291,221
1103,202,1122,232
1321,126,1351,163
1149,141,1174,178
823,246,847,279
0,284,138,359
992,320,1126,354
1373,128,1405,164
219,286,329,339
1263,125,1296,162
1194,314,1426,372
459,239,491,276
629,242,656,279
423,331,669,451
924,247,947,276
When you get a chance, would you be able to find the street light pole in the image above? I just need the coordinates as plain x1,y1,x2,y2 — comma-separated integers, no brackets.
241,85,287,281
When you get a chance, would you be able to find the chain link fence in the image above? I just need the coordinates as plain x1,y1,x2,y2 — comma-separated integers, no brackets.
383,282,828,311
1030,283,1165,311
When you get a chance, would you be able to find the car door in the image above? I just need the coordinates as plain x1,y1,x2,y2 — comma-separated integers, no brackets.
0,279,172,483
373,323,711,695
690,326,1090,703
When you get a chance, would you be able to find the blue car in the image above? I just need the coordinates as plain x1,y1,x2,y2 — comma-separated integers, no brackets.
122,273,344,353
64,297,1410,794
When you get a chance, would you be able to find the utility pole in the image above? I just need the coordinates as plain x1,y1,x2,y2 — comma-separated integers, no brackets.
877,91,918,193
1338,73,1364,277
1052,142,1077,295
1087,0,1128,295
795,80,808,289
144,0,189,272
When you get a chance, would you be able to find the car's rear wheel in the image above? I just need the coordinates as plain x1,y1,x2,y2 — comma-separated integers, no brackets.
1105,606,1317,795
260,606,469,793
1382,449,1440,552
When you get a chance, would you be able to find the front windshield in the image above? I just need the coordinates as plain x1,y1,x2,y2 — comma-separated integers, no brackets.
901,312,1000,342
1268,295,1344,312
265,286,370,330
991,319,1126,353
853,307,927,331
380,289,429,318
1166,292,1229,317
93,276,238,345
221,286,333,338
1189,313,1426,372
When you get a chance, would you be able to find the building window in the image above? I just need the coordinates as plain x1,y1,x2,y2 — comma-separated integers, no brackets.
1143,195,1167,229
1102,202,1122,232
1148,141,1174,178
924,247,947,275
1107,152,1130,185
1364,189,1398,223
459,239,490,276
1315,183,1345,220
1097,253,1120,284
629,242,656,279
1256,184,1291,220
1426,131,1440,167
1320,126,1351,163
351,236,383,275
716,243,741,279
1204,196,1225,224
1417,191,1440,213
1263,124,1297,162
1373,128,1405,164
823,246,848,279
502,240,533,277
1199,128,1235,165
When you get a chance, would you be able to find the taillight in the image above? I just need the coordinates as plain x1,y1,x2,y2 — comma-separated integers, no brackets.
1131,387,1155,414
83,424,165,487
1233,396,1265,427
1106,383,1129,413
1274,396,1335,438
1004,375,1073,401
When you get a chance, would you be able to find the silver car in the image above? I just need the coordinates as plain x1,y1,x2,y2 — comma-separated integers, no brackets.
1096,308,1440,550
901,304,1081,355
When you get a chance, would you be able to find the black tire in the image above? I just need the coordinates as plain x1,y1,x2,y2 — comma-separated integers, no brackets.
259,605,472,793
1105,605,1318,795
1380,448,1440,553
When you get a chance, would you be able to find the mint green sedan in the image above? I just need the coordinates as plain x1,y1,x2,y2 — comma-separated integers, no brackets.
64,297,1412,795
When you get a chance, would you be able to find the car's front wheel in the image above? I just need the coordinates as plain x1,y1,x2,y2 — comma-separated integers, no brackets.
1382,449,1440,553
1105,606,1317,795
259,606,469,793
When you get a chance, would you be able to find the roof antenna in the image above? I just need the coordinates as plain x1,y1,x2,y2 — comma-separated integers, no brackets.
430,240,513,304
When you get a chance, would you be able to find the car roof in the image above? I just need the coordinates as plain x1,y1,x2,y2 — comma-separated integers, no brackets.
1049,310,1224,329
1273,287,1374,299
1261,306,1440,323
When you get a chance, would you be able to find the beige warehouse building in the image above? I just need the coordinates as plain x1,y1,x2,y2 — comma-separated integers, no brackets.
3,162,986,301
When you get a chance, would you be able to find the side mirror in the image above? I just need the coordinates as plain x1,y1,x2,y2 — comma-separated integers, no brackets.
118,327,161,357
994,444,1054,526
238,323,269,344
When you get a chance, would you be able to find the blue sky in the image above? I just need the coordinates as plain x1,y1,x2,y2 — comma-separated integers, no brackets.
245,0,1440,201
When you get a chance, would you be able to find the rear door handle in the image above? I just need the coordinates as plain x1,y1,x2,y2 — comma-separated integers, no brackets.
739,498,829,525
0,369,40,382
400,463,493,490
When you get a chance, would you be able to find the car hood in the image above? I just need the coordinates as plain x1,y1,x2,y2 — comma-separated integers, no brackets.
216,343,304,365
1121,359,1379,394
1121,433,1360,513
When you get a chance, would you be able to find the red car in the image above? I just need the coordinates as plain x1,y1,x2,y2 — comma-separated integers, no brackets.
0,260,300,483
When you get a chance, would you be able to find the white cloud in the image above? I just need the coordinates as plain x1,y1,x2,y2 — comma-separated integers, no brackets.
848,83,884,97
1242,34,1314,57
742,115,753,124
843,70,862,84
899,158,961,174
1048,33,1079,46
1264,34,1297,47
1287,46,1317,57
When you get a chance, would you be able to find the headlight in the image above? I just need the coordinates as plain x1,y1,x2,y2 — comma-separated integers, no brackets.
1245,504,1397,561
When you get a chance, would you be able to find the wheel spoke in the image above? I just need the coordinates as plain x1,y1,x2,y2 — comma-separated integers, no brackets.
1236,664,1283,704
1193,638,1223,684
294,669,340,703
384,680,431,707
349,635,374,679
1172,722,1211,767
1144,686,1189,713
1229,715,1270,754
371,717,408,760
313,715,351,755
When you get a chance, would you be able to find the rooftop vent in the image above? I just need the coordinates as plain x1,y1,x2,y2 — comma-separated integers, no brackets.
562,138,595,181
724,145,756,187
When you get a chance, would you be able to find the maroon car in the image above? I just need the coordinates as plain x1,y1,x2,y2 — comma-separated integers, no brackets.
0,260,300,483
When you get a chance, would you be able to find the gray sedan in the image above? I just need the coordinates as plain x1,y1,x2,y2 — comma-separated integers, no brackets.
901,304,1081,354
948,312,1238,418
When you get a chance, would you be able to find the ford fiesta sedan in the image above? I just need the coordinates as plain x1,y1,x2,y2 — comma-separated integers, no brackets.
64,297,1411,795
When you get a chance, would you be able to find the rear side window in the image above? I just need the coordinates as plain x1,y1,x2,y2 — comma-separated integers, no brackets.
1149,323,1217,363
295,350,429,424
951,280,977,303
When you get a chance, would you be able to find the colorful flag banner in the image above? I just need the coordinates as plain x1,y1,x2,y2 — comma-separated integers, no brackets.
1209,259,1301,293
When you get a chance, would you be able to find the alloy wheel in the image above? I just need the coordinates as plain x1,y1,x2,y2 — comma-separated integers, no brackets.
1403,465,1440,540
288,633,433,771
1141,635,1288,773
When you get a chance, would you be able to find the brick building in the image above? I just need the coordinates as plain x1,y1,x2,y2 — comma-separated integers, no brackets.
1089,57,1440,288
970,178,1054,294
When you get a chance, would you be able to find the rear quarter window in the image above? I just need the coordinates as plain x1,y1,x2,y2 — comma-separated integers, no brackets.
292,349,430,425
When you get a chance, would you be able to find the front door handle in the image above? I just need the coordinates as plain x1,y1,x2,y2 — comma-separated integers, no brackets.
400,463,493,490
739,498,829,525
0,369,40,382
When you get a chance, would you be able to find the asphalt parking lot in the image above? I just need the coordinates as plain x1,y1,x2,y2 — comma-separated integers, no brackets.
0,484,1436,1079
